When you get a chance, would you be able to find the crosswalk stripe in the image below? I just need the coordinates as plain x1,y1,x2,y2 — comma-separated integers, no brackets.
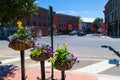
1,57,117,75
2,57,30,64
72,60,115,74
97,74,120,80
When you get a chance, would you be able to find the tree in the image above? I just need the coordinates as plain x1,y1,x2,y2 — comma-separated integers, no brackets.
93,18,103,29
78,16,83,23
0,0,38,27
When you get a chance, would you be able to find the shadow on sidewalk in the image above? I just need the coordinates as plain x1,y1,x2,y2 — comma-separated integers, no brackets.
109,36,120,38
0,65,17,80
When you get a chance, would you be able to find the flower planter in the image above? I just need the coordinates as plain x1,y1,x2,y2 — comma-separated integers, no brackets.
54,61,73,71
8,39,34,51
30,53,51,61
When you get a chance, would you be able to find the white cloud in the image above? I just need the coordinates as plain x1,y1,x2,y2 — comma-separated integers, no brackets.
56,11,67,14
56,11,95,22
82,11,91,14
56,10,80,16
82,18,95,22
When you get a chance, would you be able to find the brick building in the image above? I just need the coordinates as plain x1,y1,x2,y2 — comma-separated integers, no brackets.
54,13,79,34
104,0,120,36
22,7,55,37
82,22,93,33
0,6,80,39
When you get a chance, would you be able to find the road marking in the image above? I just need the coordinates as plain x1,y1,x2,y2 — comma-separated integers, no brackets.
72,60,115,74
2,57,30,64
97,74,120,80
28,61,51,67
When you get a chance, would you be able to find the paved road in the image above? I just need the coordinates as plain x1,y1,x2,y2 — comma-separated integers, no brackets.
0,34,120,80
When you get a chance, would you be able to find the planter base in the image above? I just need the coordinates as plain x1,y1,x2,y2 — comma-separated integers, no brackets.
8,39,34,51
54,62,73,71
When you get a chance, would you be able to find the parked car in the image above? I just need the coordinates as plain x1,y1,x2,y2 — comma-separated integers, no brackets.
77,31,86,36
69,30,86,36
68,30,79,36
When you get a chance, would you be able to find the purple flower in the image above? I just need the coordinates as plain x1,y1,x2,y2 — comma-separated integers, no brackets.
77,60,80,63
24,43,29,46
70,53,74,57
33,37,38,41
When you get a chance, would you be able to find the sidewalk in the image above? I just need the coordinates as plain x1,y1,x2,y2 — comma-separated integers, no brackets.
0,67,98,80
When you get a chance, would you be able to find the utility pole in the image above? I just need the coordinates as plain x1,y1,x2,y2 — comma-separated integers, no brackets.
49,5,54,80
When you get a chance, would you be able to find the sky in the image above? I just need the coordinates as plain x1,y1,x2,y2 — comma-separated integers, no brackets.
35,0,108,22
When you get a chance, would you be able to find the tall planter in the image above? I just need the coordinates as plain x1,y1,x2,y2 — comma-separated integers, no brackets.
30,53,52,80
49,43,79,80
7,21,34,80
30,44,53,80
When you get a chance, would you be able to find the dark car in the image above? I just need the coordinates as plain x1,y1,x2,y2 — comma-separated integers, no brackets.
68,30,79,36
77,31,86,36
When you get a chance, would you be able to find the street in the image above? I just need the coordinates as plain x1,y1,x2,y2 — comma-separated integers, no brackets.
0,34,120,80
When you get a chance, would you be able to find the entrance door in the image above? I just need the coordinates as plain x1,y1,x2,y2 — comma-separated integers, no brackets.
37,29,42,37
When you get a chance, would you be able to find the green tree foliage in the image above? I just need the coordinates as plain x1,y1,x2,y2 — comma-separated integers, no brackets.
78,16,83,23
93,17,103,29
0,0,38,27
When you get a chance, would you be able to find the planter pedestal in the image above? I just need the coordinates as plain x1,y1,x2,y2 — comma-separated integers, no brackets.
20,50,25,80
30,54,52,80
61,71,65,80
40,61,45,80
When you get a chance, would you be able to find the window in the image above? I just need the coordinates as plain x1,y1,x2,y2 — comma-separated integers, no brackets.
38,14,41,18
115,0,117,6
43,15,46,20
114,11,116,21
33,20,36,26
48,17,50,20
39,22,41,26
44,23,46,27
27,20,30,26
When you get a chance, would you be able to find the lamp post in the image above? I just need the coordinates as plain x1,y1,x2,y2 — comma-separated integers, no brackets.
49,5,54,80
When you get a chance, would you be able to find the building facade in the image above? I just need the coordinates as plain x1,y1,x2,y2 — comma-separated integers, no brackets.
22,7,55,37
104,0,120,36
0,6,79,39
54,13,79,34
82,22,93,33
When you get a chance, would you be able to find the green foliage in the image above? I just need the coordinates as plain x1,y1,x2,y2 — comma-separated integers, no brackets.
93,17,103,29
0,0,38,27
78,16,83,22
55,48,71,63
49,47,72,67
31,49,41,56
49,43,79,68
8,21,32,42
31,44,54,57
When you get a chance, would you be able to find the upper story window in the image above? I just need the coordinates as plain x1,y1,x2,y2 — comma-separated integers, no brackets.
48,17,50,20
44,23,46,27
33,20,36,26
27,20,30,26
33,14,36,20
43,15,46,20
39,22,41,26
38,14,41,18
